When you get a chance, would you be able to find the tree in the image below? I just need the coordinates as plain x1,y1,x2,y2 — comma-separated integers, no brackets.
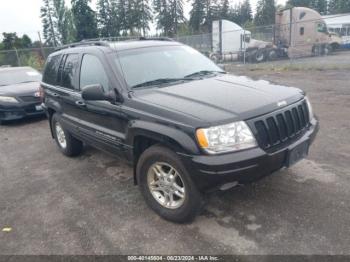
328,0,350,14
310,0,328,14
41,0,60,46
1,33,33,49
97,0,113,37
118,0,130,35
154,0,185,36
189,0,206,32
62,8,77,44
134,0,153,35
254,0,276,26
71,0,98,41
21,35,33,48
286,0,311,7
239,0,253,25
41,0,75,45
169,0,185,35
220,0,230,20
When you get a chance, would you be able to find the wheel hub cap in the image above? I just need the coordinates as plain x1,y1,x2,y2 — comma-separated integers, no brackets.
147,162,186,209
55,122,67,149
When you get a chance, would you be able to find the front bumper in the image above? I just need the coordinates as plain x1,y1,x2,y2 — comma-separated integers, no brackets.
0,102,45,121
182,118,319,192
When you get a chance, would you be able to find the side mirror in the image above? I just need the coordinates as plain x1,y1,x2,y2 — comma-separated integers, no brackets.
81,84,113,101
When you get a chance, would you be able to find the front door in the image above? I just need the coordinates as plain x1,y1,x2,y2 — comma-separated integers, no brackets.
74,52,129,157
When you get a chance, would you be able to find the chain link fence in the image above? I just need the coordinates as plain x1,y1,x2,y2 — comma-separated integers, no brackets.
0,47,55,71
1,14,350,71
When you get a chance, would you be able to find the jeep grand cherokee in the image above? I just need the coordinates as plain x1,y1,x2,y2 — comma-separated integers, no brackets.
41,39,318,223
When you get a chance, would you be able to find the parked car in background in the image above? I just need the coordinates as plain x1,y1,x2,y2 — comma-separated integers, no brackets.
0,66,44,124
41,39,318,223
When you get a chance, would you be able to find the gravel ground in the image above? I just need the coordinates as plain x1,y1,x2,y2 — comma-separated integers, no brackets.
0,67,349,255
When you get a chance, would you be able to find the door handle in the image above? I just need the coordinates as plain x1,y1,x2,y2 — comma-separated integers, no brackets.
75,100,86,107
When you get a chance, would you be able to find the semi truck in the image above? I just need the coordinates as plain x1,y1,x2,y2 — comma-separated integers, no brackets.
211,7,342,62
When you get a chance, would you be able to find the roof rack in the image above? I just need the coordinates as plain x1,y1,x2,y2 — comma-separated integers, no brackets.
55,40,109,51
54,37,175,51
138,37,174,42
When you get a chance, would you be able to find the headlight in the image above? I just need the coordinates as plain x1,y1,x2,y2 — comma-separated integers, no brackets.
0,96,18,103
305,97,314,121
196,121,257,154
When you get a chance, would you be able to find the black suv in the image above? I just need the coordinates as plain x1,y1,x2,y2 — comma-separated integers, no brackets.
41,39,318,222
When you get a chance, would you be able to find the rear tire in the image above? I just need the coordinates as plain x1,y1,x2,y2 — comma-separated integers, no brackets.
51,113,83,157
136,145,202,223
267,49,278,61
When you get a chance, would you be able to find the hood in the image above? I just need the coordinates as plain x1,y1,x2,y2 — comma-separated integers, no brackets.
135,74,304,126
0,81,40,96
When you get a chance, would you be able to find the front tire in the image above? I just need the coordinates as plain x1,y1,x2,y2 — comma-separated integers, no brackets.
51,113,83,157
136,145,202,223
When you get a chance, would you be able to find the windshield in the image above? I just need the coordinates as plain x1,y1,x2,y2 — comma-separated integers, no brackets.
114,45,223,88
0,68,42,87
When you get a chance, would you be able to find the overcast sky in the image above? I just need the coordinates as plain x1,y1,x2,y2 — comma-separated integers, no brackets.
0,0,287,41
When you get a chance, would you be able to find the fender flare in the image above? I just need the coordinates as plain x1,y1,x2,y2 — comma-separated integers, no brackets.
126,120,200,156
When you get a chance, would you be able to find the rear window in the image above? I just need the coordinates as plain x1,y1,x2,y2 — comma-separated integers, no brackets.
43,54,62,85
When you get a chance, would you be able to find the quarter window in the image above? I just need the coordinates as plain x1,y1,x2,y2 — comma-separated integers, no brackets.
61,54,80,90
43,54,62,85
80,54,109,92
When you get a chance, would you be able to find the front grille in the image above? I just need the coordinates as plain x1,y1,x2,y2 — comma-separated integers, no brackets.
19,96,40,103
250,100,310,151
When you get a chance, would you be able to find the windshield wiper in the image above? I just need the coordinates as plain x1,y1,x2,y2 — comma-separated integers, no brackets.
184,70,226,79
132,78,194,89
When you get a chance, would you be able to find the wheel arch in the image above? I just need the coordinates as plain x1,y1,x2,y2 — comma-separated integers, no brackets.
126,121,200,185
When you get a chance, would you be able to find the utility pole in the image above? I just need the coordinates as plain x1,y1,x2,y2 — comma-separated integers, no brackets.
14,48,21,66
38,31,46,59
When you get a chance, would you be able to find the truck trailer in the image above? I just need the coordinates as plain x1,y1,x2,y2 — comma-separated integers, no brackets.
211,7,341,62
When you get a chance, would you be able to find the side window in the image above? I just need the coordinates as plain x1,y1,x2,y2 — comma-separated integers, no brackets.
300,27,304,36
80,54,109,92
61,54,80,90
43,54,62,85
317,23,327,33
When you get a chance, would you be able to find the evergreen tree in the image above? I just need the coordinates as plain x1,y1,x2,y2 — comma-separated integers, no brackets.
134,0,153,35
41,0,60,46
310,0,328,14
254,0,276,26
220,0,230,20
328,0,350,14
203,0,221,32
118,0,130,35
97,0,112,37
286,0,311,7
71,0,98,41
239,0,253,25
62,8,77,43
169,0,185,35
154,0,181,36
189,0,206,33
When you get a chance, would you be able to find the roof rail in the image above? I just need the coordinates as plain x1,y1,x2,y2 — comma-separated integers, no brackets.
55,40,110,51
138,36,174,42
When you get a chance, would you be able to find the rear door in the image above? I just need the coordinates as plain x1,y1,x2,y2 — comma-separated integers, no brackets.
55,53,83,135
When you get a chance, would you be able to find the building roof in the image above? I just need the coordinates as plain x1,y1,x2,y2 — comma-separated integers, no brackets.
323,13,350,27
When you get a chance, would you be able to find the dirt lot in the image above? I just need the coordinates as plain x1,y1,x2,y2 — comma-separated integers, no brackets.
0,67,350,255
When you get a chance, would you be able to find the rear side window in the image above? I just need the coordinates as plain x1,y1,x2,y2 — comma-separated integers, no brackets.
80,54,109,92
43,55,62,85
61,54,80,90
